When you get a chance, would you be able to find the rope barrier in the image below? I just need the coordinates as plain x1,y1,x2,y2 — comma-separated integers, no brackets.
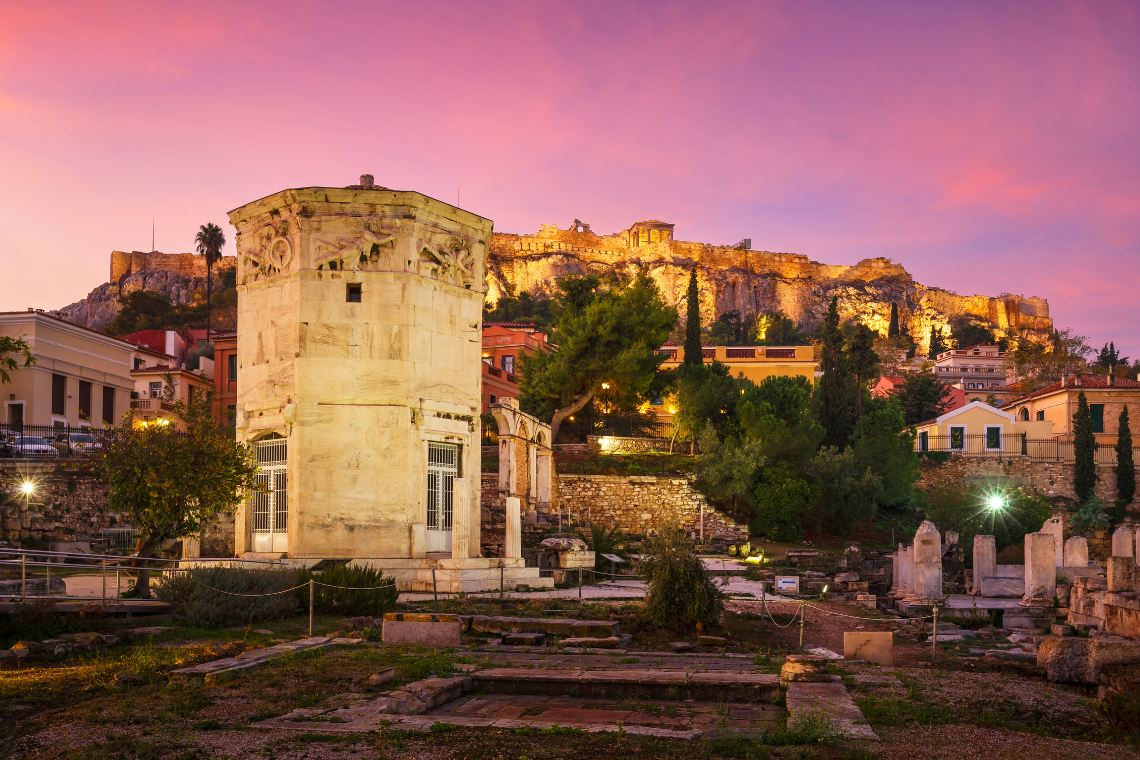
762,605,802,629
312,580,399,591
188,580,311,597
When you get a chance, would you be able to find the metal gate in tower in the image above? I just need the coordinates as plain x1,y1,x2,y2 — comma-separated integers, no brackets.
251,438,288,553
426,442,457,553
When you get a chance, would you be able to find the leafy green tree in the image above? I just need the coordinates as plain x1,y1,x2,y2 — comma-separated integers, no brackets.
673,363,740,447
1073,391,1098,504
518,274,677,442
737,375,823,464
756,311,809,346
1007,327,1090,392
807,446,882,535
694,423,767,513
851,399,919,510
888,303,900,338
707,310,756,347
848,323,881,418
105,291,177,336
1116,405,1135,505
1094,342,1129,370
814,297,854,449
950,319,996,349
578,523,631,573
195,222,226,342
683,268,702,366
888,372,955,426
96,376,261,597
750,462,817,542
642,526,725,630
927,326,947,358
483,289,559,331
0,335,34,384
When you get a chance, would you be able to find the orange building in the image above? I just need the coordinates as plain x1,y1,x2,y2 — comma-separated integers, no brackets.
212,332,237,427
480,323,550,413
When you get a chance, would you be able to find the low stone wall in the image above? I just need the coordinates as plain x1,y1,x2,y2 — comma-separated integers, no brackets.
916,454,1137,505
587,436,687,455
479,472,748,557
0,462,122,544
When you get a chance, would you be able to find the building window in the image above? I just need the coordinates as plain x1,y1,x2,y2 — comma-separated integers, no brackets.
102,386,115,425
918,431,929,451
251,437,288,553
347,283,362,302
500,355,514,374
489,394,497,404
149,381,162,398
226,405,237,427
949,426,965,450
967,383,975,389
426,442,458,552
133,358,144,370
1090,404,1105,434
228,354,237,381
78,381,92,420
1020,408,1029,421
1036,410,1045,421
51,374,66,415
985,426,1002,450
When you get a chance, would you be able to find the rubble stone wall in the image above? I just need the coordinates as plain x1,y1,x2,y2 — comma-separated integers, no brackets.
916,454,1135,505
0,462,121,544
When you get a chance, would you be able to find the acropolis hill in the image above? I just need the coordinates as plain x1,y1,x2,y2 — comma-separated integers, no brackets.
54,217,1052,351
487,219,1053,352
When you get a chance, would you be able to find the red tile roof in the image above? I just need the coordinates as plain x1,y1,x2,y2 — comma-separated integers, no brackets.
1007,373,1140,405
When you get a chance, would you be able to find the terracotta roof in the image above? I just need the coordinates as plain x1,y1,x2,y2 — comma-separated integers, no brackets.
1007,373,1140,406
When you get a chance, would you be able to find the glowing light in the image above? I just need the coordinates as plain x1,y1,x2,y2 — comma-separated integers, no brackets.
668,407,676,414
987,493,1006,510
601,383,610,390
822,584,829,594
21,481,34,495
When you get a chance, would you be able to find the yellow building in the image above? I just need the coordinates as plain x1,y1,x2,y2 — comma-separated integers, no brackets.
1007,373,1140,446
0,310,135,430
657,344,815,385
914,401,1053,454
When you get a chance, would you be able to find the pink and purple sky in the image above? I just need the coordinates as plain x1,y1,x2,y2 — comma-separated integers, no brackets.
2,1,1138,356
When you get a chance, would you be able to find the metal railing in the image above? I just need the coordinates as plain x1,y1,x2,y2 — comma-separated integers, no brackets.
554,415,675,444
0,422,113,458
916,433,1136,466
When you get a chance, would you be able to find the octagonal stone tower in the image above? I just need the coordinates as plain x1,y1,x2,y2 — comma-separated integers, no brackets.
227,177,550,592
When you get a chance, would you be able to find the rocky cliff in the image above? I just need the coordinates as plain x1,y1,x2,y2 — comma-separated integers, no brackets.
487,222,1053,352
51,251,237,333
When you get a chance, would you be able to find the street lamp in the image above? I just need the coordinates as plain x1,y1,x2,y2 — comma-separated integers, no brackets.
986,493,1006,511
20,481,34,496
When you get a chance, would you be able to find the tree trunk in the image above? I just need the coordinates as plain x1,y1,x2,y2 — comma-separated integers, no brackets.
549,385,599,444
130,533,163,599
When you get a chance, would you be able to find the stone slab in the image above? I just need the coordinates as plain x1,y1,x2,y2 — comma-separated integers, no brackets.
981,576,1024,597
843,632,894,667
382,621,461,646
785,681,878,740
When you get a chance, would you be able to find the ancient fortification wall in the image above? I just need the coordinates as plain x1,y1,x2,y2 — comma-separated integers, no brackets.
110,250,236,284
915,455,1136,505
488,223,1053,353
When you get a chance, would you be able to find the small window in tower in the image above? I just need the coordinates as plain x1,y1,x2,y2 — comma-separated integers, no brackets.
347,284,362,303
328,260,339,271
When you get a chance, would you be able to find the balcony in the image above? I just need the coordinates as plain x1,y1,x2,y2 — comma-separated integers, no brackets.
130,399,174,411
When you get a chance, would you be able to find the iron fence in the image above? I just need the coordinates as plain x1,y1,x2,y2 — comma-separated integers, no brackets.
0,422,115,459
916,432,1135,466
554,415,674,444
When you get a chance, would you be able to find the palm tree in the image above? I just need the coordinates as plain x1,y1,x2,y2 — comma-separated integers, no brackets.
194,223,226,350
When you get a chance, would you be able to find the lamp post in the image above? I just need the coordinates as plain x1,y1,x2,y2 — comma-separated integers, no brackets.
20,482,34,598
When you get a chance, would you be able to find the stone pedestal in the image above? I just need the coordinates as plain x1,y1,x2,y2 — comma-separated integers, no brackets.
890,545,902,595
505,497,521,559
1111,527,1134,559
1022,532,1057,607
973,535,995,595
913,521,942,602
1040,517,1064,567
1064,536,1088,568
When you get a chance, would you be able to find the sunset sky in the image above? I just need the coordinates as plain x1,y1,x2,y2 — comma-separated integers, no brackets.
1,1,1138,356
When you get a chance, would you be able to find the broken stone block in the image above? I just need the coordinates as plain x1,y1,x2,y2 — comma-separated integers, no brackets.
252,629,275,636
502,632,545,646
113,673,144,686
53,643,74,655
843,632,893,666
834,572,859,583
381,621,460,646
985,649,1038,663
11,641,50,655
781,654,831,682
669,641,693,652
697,635,727,646
1050,624,1073,637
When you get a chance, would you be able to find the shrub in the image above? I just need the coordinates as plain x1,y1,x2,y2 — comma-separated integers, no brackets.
641,526,724,630
577,523,631,573
749,462,816,542
156,567,303,627
295,563,398,617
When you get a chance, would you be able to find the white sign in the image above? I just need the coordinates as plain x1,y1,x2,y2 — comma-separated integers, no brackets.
776,576,800,593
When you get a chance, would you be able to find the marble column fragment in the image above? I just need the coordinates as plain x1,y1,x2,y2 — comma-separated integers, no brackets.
505,496,522,559
1022,532,1057,606
973,535,996,594
1064,536,1088,568
913,521,942,601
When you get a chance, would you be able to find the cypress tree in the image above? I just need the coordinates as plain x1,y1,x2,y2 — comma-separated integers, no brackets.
848,323,881,418
816,297,854,449
1116,405,1135,504
888,303,900,338
683,268,703,366
928,326,946,358
1073,391,1098,503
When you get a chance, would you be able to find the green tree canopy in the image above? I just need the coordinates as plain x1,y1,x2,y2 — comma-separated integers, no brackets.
96,376,261,597
683,268,702,365
694,422,767,513
847,323,881,418
737,375,823,464
1073,390,1098,504
1008,327,1090,392
756,311,809,346
517,273,677,441
641,526,725,630
888,372,955,426
750,462,817,542
814,297,854,449
1116,405,1134,505
482,289,559,331
807,446,882,535
950,319,996,349
851,398,919,510
888,303,900,338
672,362,740,446
0,335,34,384
928,325,947,358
